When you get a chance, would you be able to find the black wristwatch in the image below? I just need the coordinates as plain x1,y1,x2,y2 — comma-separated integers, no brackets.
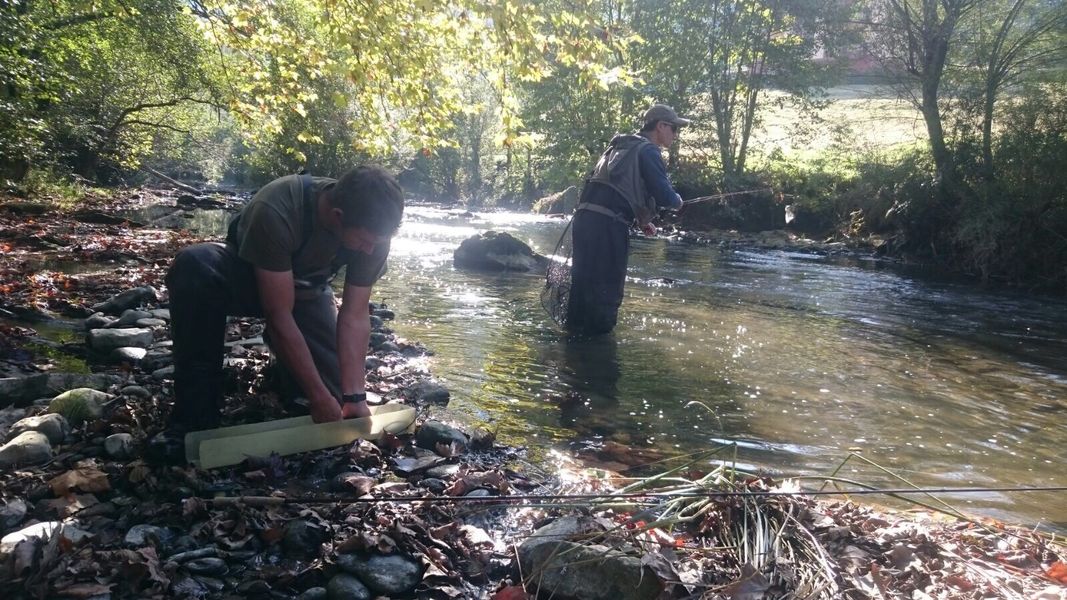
342,392,367,404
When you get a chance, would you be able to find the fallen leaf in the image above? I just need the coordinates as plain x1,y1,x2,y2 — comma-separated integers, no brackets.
1047,560,1067,584
55,583,112,598
491,585,529,600
49,466,110,496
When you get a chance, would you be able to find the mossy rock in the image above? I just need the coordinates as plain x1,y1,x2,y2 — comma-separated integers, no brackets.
48,388,110,425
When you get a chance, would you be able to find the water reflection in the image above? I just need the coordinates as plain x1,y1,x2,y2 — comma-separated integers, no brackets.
554,334,622,434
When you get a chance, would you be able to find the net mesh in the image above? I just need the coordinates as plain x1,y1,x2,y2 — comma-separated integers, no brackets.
540,218,574,327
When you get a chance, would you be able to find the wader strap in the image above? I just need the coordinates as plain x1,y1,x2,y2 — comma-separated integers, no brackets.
576,202,633,227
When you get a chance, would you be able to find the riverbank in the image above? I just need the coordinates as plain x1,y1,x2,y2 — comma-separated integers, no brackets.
1,190,1066,598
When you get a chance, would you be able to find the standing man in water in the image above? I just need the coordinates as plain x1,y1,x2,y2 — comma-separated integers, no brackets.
150,166,404,460
566,104,688,335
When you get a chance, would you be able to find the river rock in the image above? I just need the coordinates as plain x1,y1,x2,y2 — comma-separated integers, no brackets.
0,521,90,555
119,385,151,399
372,307,395,320
84,312,115,330
520,541,663,600
6,414,69,445
0,431,53,468
516,516,659,600
141,348,173,372
91,286,158,314
364,356,383,371
0,407,27,433
283,519,328,557
48,388,110,424
326,574,370,600
425,463,461,479
125,524,174,548
104,433,135,459
404,379,450,404
418,478,447,494
110,347,147,364
453,230,549,272
135,318,167,328
369,332,389,350
369,315,384,330
0,373,121,407
185,557,228,576
336,553,424,595
110,309,152,328
0,498,28,531
149,308,170,321
415,421,467,453
88,327,154,352
152,366,174,380
331,472,375,495
297,587,327,600
532,185,579,215
378,341,400,354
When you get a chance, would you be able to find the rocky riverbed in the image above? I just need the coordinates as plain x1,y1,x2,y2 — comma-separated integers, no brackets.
1,189,1066,599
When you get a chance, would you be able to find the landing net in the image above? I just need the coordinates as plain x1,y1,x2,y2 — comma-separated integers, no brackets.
540,218,574,327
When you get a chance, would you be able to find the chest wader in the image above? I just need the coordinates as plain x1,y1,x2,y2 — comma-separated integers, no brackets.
564,136,652,335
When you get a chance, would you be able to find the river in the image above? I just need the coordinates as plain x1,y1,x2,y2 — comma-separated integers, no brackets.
369,206,1067,531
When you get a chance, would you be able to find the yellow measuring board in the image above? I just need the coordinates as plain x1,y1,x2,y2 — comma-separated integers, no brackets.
185,403,417,469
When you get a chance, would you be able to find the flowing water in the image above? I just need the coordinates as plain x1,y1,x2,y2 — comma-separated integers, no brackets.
369,206,1067,530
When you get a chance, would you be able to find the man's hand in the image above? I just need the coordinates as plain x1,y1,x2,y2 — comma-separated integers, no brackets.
308,390,342,423
641,222,657,236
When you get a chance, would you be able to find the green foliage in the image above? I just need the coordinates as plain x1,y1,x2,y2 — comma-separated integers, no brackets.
950,83,1067,287
0,0,220,182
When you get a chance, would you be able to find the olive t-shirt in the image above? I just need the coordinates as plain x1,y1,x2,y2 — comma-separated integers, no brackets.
233,174,389,287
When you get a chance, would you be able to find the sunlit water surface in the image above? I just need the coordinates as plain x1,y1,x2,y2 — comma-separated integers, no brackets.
363,207,1067,530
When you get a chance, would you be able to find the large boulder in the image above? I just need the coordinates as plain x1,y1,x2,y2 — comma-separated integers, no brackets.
453,231,548,272
532,186,579,215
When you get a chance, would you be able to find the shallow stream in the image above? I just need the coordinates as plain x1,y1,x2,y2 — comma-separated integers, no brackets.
371,207,1067,530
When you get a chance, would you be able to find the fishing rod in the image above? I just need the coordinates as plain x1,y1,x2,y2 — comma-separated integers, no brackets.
682,188,777,206
203,485,1067,507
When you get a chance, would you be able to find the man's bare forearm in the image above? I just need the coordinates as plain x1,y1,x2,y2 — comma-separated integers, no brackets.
337,301,370,396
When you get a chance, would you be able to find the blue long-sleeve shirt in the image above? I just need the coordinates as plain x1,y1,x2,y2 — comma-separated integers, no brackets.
583,137,683,220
